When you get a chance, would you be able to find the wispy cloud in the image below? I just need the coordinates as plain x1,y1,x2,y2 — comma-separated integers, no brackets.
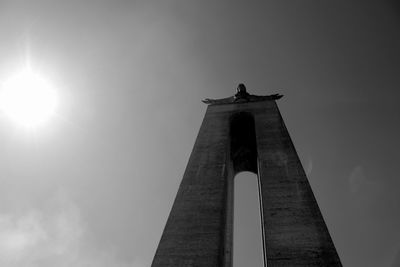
0,191,144,267
349,165,367,193
348,165,385,197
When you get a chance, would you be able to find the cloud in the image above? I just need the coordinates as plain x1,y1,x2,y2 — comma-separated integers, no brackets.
349,165,367,193
0,191,144,267
348,165,385,196
347,164,396,224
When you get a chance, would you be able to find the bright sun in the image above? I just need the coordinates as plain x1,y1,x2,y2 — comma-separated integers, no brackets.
0,68,58,128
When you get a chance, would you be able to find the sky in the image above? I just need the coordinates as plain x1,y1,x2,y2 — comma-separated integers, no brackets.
0,0,399,266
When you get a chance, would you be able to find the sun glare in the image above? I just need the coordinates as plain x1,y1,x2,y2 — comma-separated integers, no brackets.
0,68,58,128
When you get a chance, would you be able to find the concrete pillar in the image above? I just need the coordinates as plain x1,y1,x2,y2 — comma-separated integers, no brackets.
152,90,342,267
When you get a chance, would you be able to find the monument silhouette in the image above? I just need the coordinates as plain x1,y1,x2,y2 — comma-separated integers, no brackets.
152,84,342,266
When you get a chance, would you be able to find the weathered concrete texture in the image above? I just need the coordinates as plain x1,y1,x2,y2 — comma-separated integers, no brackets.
254,101,342,266
151,109,232,267
152,99,342,267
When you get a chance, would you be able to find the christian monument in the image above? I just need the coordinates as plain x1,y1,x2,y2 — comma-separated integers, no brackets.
152,84,342,266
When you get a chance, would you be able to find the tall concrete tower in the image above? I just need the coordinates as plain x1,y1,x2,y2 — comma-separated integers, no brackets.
152,84,342,266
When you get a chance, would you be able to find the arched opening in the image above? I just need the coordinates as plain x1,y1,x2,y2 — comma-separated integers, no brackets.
230,112,265,266
230,112,258,174
233,172,264,267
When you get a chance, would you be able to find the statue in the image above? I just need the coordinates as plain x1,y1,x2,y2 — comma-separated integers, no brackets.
202,83,283,105
234,83,250,101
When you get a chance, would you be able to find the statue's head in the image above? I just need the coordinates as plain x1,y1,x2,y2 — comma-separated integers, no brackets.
237,83,247,93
